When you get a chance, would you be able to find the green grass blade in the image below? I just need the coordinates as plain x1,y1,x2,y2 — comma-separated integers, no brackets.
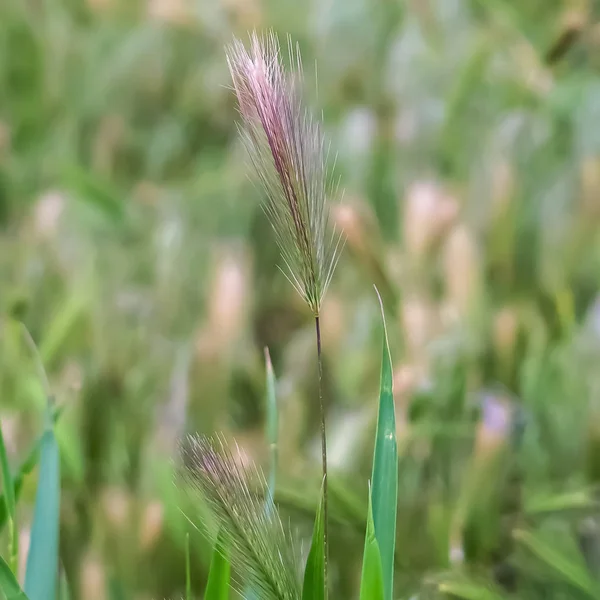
204,530,230,600
0,420,18,573
515,528,600,597
0,554,29,600
302,479,326,600
360,492,384,600
0,408,63,533
23,414,60,600
370,287,398,600
438,580,508,600
58,568,71,600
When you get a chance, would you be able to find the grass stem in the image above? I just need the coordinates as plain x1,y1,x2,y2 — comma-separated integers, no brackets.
315,314,329,596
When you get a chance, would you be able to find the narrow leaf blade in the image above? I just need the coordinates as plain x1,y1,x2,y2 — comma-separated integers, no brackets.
0,419,17,571
370,288,398,600
0,421,15,530
204,531,230,600
0,408,62,533
302,480,326,600
515,528,600,597
24,425,61,600
0,554,29,600
360,493,385,600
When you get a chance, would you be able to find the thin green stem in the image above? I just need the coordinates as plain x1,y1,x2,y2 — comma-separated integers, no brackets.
185,532,191,600
315,315,329,597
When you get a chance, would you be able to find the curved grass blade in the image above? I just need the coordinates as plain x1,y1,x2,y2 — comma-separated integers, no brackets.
438,580,508,600
24,411,60,600
360,493,384,600
302,479,326,600
0,407,63,533
514,528,600,597
370,287,398,600
0,554,29,600
204,530,230,600
0,420,18,573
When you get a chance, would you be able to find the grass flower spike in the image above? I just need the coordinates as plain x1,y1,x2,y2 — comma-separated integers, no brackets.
227,31,343,595
181,435,301,600
226,32,342,316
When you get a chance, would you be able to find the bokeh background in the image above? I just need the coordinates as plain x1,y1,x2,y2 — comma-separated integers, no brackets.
2,0,600,598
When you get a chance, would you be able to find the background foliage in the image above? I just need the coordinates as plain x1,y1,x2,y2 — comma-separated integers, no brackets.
2,0,600,598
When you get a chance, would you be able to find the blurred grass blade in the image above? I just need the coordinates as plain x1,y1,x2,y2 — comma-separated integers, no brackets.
58,568,71,600
360,492,384,600
24,411,61,600
438,580,507,600
0,554,29,600
0,408,63,533
515,529,600,597
204,530,230,600
370,287,398,600
0,419,18,572
302,479,326,600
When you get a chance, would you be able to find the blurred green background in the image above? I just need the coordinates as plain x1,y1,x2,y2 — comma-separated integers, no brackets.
2,0,600,598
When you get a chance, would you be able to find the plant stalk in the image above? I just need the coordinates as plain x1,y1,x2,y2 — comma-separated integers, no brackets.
315,314,329,596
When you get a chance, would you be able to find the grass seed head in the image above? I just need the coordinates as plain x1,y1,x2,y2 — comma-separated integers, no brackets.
227,32,343,315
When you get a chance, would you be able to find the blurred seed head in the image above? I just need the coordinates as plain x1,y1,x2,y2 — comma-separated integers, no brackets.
221,0,262,29
319,292,345,352
32,191,66,241
581,157,600,221
206,246,251,354
443,224,482,319
0,121,11,162
147,0,191,24
92,115,125,175
139,500,165,552
493,306,519,359
227,32,343,315
401,294,439,369
403,181,459,260
491,160,515,218
100,486,132,531
80,553,107,600
0,414,19,457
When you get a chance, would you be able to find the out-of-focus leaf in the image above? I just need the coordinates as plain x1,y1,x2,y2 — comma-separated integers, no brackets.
302,479,326,600
438,580,508,600
515,528,600,597
0,418,17,571
204,530,230,600
24,410,61,600
360,493,384,600
0,407,62,533
370,288,397,600
61,165,125,223
0,554,29,600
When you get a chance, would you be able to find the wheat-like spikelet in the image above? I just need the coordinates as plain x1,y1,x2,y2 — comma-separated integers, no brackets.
179,435,301,600
226,32,343,316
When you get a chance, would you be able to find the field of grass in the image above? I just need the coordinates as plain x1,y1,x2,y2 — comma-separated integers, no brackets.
2,0,600,598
